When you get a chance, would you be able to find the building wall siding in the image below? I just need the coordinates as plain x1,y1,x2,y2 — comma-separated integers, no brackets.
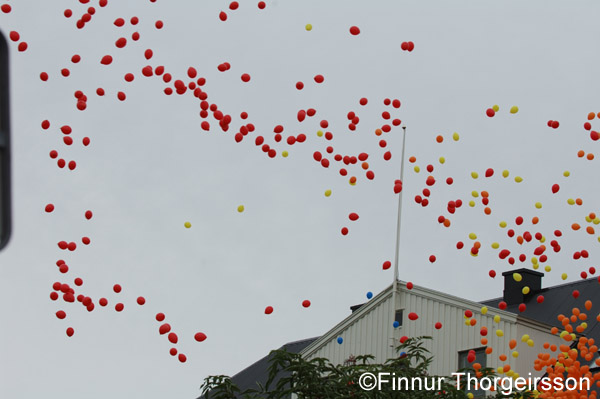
301,283,552,379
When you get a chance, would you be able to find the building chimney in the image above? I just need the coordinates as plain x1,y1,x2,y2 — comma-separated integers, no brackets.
502,268,544,305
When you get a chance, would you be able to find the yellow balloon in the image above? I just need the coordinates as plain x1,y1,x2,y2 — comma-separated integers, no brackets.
567,198,575,205
305,23,312,31
533,264,539,270
324,189,332,197
494,315,501,323
184,221,192,228
491,242,499,249
497,367,504,374
545,265,551,272
471,191,479,197
496,329,504,337
535,202,542,209
531,257,538,264
527,339,534,347
540,236,545,243
510,106,519,114
469,200,475,207
237,205,245,213
560,331,568,339
513,273,522,282
586,216,592,222
439,157,445,164
581,322,588,330
414,166,420,173
499,221,507,228
521,334,530,342
512,351,519,358
471,172,479,179
468,232,477,240
593,218,600,225
563,170,570,177
514,176,523,183
561,273,568,280
467,393,474,399
317,130,323,137
492,104,500,112
502,170,509,178
465,319,470,326
282,150,289,158
522,286,530,294
452,132,460,141
481,306,488,314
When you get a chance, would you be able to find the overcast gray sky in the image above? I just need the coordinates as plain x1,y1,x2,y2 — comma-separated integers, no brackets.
1,1,599,398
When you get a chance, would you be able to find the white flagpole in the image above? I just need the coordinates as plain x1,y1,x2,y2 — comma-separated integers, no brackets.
392,126,407,331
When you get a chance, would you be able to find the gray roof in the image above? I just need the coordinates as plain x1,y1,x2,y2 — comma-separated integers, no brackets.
198,337,318,399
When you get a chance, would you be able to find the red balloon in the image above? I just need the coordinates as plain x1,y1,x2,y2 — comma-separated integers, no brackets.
382,261,391,270
480,327,488,336
573,290,580,298
137,296,146,305
486,108,495,117
408,312,418,321
341,227,349,235
485,168,494,177
435,322,442,330
66,327,74,337
429,255,436,263
113,284,122,293
85,210,93,220
159,324,171,335
302,300,311,308
406,282,413,290
100,55,113,65
349,26,360,35
56,310,66,319
115,303,124,312
241,73,251,82
552,184,560,194
498,301,507,310
99,298,108,306
156,313,165,322
168,332,178,344
170,348,178,356
264,306,273,315
194,332,207,342
518,303,526,312
349,212,359,221
45,204,54,213
489,270,496,278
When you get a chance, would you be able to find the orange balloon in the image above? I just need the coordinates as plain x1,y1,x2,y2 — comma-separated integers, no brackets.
509,339,517,349
484,207,491,215
499,354,507,361
532,216,539,224
588,153,595,160
576,198,583,205
587,226,596,234
572,223,581,230
409,156,416,163
586,300,593,311
578,150,585,157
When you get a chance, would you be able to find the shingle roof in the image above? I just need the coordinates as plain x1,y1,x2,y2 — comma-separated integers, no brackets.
198,337,319,399
480,276,600,341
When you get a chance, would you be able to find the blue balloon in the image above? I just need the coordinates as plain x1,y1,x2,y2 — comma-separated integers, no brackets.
366,291,373,299
337,337,343,344
393,321,400,328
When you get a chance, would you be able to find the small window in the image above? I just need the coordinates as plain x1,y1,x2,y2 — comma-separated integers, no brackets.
394,310,403,327
458,348,487,398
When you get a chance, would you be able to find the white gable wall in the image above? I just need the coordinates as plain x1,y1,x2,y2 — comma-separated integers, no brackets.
301,282,558,379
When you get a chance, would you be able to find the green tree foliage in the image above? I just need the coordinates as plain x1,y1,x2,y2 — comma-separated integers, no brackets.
199,336,523,399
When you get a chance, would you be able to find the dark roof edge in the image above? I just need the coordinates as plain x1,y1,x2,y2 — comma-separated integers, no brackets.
480,275,599,304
